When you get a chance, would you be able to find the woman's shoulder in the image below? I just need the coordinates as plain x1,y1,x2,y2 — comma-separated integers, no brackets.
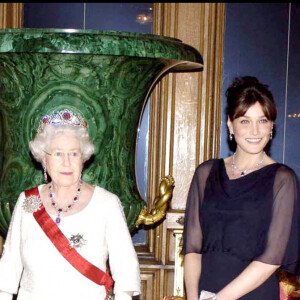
190,159,221,185
273,163,298,182
92,186,126,219
92,185,123,208
93,185,119,198
17,184,44,204
194,158,220,174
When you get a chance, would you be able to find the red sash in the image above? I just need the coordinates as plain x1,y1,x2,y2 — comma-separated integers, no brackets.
25,187,114,299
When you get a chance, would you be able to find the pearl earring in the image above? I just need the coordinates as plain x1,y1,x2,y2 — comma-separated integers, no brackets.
229,133,233,141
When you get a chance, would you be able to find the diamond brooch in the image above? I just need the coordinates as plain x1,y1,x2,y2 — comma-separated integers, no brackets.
69,234,86,249
22,195,42,213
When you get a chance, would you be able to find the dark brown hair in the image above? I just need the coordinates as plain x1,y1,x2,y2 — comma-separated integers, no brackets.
225,76,277,121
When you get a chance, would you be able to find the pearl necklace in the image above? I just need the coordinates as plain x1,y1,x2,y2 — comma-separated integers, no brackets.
231,152,265,177
49,179,83,225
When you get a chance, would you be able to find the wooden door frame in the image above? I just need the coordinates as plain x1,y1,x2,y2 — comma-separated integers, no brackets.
137,3,225,299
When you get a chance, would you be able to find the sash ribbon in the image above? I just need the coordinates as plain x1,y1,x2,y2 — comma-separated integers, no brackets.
25,187,114,299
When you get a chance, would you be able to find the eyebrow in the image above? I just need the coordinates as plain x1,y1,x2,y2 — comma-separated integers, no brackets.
241,115,266,118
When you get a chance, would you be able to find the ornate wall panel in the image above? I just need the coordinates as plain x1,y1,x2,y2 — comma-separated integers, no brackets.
137,3,225,299
140,269,160,300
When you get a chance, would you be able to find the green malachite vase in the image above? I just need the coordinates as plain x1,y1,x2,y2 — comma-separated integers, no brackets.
0,28,203,233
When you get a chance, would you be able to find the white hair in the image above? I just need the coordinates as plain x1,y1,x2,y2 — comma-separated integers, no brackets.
29,125,95,163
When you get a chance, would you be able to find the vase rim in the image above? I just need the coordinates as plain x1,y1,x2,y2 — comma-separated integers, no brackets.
0,28,203,67
0,28,181,42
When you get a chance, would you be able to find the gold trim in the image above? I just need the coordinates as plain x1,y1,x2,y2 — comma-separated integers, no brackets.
173,230,184,297
0,3,23,29
0,235,3,257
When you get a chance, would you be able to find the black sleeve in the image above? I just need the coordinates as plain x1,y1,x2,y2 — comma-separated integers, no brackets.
255,165,300,275
181,160,215,255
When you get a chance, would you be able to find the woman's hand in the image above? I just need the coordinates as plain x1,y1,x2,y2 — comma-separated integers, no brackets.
216,261,279,300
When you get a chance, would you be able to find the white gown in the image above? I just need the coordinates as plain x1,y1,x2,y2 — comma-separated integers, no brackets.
0,185,141,300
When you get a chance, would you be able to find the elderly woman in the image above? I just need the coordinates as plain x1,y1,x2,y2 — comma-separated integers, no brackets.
0,109,141,300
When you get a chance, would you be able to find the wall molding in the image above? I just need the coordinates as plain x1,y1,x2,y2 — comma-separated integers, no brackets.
137,3,226,298
0,3,23,29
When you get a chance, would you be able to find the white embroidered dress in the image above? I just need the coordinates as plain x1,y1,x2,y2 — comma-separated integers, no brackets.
0,185,141,300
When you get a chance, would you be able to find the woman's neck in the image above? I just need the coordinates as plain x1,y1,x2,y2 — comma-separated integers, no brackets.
51,180,82,202
233,149,265,170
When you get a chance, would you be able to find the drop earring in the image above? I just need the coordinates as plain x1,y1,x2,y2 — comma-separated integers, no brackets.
43,166,48,182
270,130,273,140
229,133,233,141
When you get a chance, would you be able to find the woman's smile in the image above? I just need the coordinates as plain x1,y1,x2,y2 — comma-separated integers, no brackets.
246,138,263,143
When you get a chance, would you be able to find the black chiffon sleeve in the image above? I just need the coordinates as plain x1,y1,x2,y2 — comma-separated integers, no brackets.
181,160,215,255
255,165,300,275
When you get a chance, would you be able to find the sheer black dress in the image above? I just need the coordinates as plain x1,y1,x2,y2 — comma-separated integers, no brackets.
182,159,300,299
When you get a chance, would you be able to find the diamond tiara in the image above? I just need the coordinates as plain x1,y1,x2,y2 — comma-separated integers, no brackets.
37,109,88,133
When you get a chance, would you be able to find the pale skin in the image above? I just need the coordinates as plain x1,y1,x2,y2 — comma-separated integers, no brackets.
184,102,280,300
40,133,133,298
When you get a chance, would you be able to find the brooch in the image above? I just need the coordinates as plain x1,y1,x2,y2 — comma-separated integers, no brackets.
69,234,86,249
22,195,42,213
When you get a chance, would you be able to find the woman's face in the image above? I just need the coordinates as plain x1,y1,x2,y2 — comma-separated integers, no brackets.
43,133,83,187
227,101,274,155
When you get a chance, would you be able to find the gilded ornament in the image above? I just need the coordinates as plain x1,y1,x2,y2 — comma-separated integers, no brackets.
135,175,175,227
278,269,300,298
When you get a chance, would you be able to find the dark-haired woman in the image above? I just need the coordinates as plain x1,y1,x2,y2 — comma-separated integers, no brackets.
182,76,300,300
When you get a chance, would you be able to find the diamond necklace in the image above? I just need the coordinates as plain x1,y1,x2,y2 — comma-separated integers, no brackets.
232,152,265,177
49,179,83,225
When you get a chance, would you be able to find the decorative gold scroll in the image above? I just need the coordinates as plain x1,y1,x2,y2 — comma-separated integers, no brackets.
135,175,175,227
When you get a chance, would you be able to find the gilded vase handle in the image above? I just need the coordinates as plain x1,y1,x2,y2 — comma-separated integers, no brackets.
135,175,175,227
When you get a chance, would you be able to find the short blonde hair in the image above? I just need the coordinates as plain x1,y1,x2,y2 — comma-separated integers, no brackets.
29,125,95,163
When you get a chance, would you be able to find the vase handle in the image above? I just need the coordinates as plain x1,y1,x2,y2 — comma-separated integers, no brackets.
135,175,175,228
